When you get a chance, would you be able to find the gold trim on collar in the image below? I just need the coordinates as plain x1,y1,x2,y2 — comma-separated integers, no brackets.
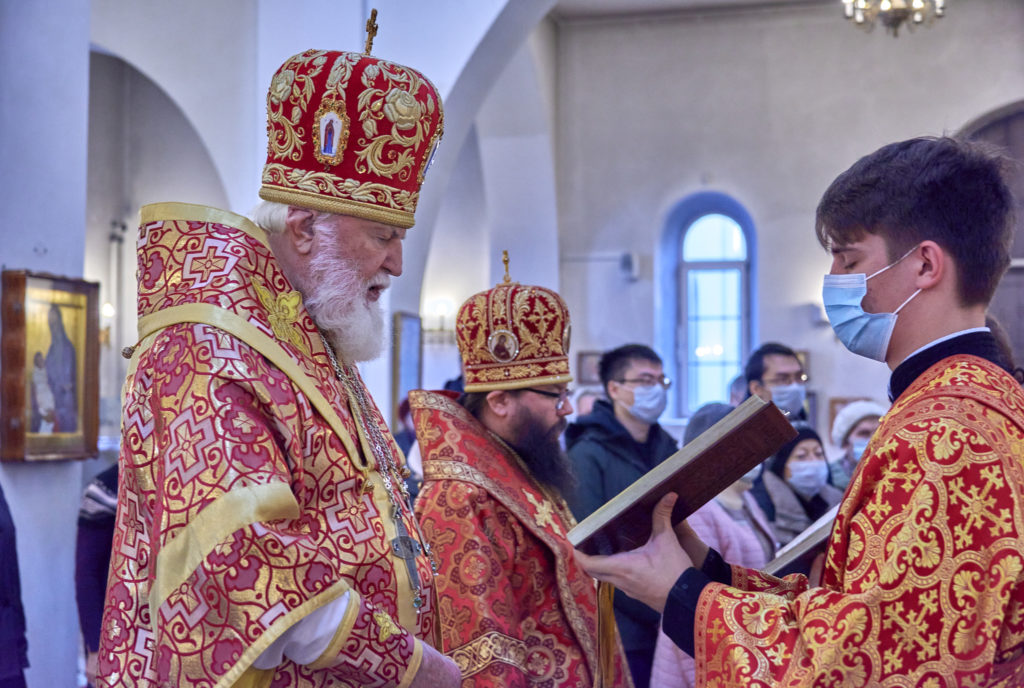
140,202,269,247
231,666,274,688
135,303,367,472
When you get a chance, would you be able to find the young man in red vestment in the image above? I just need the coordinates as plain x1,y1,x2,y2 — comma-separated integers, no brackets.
577,136,1024,686
410,261,632,687
96,29,459,688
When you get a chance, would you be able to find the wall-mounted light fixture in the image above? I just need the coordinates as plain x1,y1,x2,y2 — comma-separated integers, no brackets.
424,297,456,345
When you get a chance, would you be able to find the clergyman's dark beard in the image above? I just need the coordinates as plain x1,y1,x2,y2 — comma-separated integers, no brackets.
509,412,576,498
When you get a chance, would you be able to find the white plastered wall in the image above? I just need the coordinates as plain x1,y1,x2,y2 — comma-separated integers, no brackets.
556,0,1024,430
420,20,562,390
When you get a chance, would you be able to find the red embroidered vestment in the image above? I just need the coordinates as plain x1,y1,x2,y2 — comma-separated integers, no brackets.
696,355,1024,687
410,390,631,688
97,204,436,687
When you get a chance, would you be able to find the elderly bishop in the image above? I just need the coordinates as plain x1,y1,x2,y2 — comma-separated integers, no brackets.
97,37,458,688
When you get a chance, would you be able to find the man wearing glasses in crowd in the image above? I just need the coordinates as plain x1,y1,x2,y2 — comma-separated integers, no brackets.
409,266,631,687
744,342,810,423
742,342,812,522
566,344,678,688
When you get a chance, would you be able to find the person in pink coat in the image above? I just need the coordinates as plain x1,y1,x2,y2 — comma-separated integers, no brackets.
649,403,776,688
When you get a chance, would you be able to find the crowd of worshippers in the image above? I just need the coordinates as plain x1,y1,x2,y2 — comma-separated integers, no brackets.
3,27,1017,688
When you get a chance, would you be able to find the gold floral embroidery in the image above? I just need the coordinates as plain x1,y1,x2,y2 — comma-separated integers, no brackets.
882,590,939,664
949,466,1012,548
251,275,309,356
929,419,968,461
262,164,418,211
266,52,328,161
352,61,434,181
448,631,528,678
373,609,401,642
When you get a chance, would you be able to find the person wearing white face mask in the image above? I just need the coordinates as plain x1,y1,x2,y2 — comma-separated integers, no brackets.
742,342,811,524
744,342,809,422
761,427,842,548
565,344,678,688
828,399,888,490
574,137,1024,687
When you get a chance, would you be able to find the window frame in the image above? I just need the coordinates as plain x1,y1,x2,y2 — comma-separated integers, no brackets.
657,192,757,417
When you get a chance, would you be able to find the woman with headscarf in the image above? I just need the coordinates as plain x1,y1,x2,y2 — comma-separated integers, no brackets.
762,425,843,547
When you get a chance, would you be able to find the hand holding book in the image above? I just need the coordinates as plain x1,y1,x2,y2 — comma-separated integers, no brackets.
573,492,694,614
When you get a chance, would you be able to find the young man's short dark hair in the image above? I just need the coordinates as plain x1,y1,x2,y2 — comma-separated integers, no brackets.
598,344,662,394
744,342,800,391
815,136,1015,307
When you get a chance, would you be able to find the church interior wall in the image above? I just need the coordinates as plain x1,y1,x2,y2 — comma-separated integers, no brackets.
420,23,562,390
90,0,261,213
421,127,489,389
0,2,93,687
554,0,1024,429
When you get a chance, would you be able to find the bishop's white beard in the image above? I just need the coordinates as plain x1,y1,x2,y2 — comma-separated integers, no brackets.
302,245,389,363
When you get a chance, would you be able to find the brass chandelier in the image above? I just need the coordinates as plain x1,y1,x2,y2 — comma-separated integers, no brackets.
841,0,946,37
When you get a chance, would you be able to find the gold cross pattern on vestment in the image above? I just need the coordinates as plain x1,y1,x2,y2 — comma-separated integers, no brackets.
523,490,564,537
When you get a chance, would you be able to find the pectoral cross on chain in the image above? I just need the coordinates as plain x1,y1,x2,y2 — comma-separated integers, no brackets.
391,506,424,608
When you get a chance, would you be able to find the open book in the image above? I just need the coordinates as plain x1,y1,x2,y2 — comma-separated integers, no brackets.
764,503,840,576
569,395,796,556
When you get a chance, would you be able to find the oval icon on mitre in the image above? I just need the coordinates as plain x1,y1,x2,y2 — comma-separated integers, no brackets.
314,101,350,166
487,329,519,363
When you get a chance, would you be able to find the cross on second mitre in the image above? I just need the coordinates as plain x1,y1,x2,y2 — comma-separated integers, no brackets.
364,8,379,55
391,507,425,608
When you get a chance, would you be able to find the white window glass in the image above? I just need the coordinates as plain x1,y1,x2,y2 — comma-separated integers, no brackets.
680,215,750,414
683,214,746,261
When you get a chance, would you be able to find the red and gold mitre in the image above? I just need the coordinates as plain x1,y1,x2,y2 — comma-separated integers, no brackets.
258,40,444,229
457,255,573,392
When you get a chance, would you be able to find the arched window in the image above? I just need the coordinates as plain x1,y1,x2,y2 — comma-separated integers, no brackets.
657,192,755,416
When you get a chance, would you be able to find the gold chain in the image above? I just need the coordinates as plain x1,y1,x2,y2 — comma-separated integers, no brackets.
318,333,438,606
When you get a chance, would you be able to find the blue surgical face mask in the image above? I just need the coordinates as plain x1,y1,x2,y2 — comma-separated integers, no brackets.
787,460,830,500
822,245,921,362
628,384,667,424
769,382,806,418
849,437,870,464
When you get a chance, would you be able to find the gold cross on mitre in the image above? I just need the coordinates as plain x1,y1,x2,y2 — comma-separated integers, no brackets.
502,249,511,284
364,8,379,55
